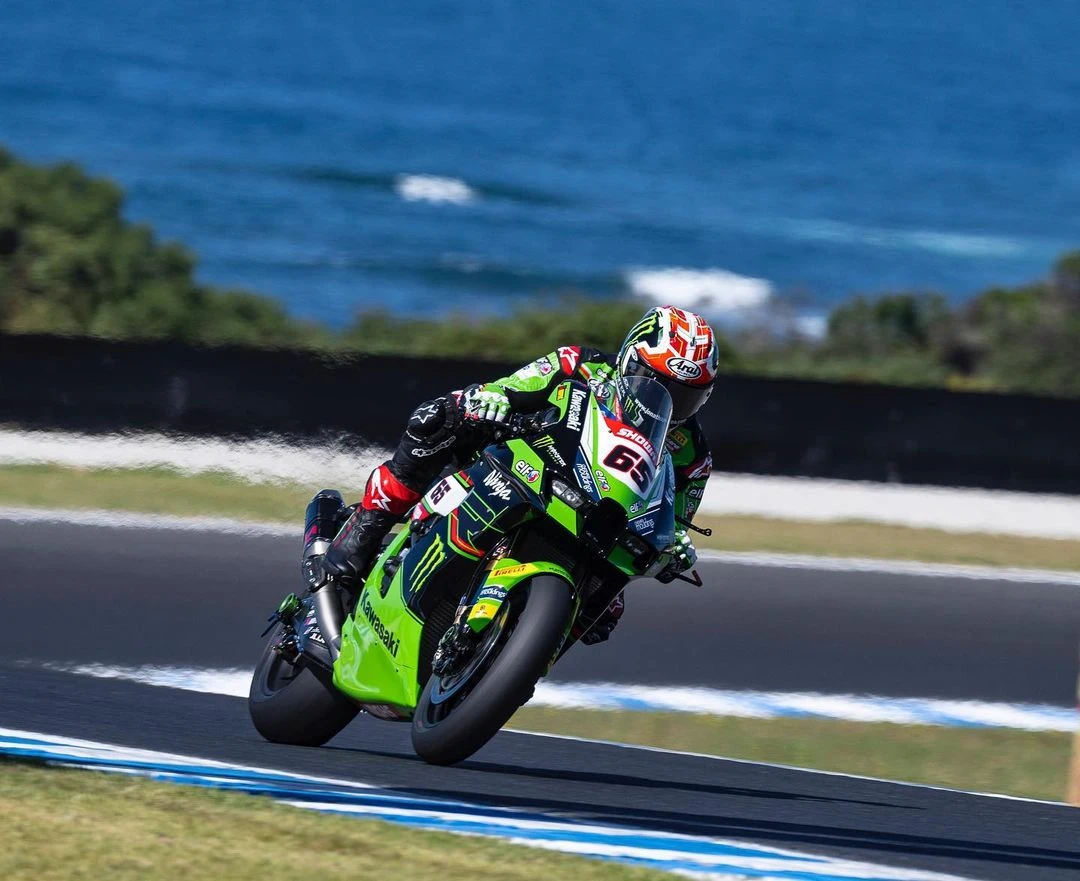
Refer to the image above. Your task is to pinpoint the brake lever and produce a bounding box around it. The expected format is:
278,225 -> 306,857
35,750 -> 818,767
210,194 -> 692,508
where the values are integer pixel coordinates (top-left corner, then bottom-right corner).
672,568 -> 703,587
675,516 -> 713,537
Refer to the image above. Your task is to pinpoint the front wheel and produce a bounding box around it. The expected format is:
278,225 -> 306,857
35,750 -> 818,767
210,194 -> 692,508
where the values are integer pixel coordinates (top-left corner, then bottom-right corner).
411,575 -> 573,765
248,626 -> 358,746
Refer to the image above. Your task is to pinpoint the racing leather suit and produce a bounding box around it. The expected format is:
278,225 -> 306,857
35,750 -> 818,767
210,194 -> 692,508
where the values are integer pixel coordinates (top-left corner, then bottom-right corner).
320,345 -> 713,642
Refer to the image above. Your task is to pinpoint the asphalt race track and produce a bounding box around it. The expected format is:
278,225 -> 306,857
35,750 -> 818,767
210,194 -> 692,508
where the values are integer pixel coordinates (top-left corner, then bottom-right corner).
4,519 -> 1079,705
3,517 -> 1080,880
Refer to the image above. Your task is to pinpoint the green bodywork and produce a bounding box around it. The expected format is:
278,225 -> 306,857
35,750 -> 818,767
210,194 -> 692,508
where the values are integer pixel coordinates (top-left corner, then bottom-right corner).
330,378 -> 673,717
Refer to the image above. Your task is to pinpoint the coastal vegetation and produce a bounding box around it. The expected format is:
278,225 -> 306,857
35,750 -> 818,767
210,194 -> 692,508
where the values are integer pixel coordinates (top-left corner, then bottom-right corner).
3,146 -> 1079,396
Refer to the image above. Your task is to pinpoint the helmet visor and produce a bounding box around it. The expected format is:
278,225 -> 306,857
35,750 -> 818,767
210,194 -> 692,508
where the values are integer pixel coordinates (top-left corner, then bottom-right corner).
621,358 -> 713,422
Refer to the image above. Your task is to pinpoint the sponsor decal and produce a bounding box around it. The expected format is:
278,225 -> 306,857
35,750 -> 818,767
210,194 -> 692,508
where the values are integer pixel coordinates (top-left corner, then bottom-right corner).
478,584 -> 509,600
666,356 -> 702,380
412,402 -> 440,424
468,600 -> 500,622
628,500 -> 643,514
303,610 -> 326,645
687,485 -> 705,499
556,384 -> 568,401
514,460 -> 540,483
360,590 -> 399,657
534,435 -> 555,448
366,467 -> 393,511
492,563 -> 531,578
557,346 -> 581,374
575,462 -> 596,494
616,426 -> 656,461
410,435 -> 456,458
536,357 -> 554,376
631,516 -> 655,532
411,536 -> 447,592
543,445 -> 566,467
686,454 -> 713,480
665,428 -> 689,452
482,469 -> 512,501
566,389 -> 587,431
592,468 -> 610,492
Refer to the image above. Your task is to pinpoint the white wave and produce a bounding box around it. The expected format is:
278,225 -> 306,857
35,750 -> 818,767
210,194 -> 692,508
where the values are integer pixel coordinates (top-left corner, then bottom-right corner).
795,313 -> 828,339
780,218 -> 1027,258
395,174 -> 475,205
625,267 -> 772,314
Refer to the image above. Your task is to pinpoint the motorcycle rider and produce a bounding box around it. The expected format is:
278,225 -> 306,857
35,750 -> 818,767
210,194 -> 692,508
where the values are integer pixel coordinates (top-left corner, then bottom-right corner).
313,305 -> 718,644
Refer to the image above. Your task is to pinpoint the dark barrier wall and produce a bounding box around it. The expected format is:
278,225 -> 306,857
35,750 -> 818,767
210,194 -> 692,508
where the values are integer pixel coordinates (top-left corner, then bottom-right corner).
2,333 -> 1079,493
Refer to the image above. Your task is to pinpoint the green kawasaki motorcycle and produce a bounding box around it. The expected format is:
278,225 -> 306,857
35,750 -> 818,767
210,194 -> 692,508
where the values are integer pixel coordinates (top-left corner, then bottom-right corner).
248,374 -> 700,765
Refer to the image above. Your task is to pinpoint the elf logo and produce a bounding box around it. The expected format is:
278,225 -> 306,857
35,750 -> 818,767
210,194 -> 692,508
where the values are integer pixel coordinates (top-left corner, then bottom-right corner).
514,460 -> 540,483
666,357 -> 702,380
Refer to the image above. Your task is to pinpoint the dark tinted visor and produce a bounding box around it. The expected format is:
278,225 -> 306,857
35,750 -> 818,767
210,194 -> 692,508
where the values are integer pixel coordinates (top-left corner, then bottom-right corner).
622,359 -> 713,421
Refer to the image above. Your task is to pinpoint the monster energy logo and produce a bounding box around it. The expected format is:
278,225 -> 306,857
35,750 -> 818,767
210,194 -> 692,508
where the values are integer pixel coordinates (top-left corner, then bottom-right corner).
625,312 -> 658,346
411,536 -> 446,593
360,590 -> 399,657
534,435 -> 556,448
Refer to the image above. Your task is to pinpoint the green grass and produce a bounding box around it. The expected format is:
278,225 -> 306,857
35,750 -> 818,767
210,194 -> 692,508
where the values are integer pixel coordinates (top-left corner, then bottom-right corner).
1,759 -> 670,881
3,462 -> 1079,571
508,707 -> 1073,803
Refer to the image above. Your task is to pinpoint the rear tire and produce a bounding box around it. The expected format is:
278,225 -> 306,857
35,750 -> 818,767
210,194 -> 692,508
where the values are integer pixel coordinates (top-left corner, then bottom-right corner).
248,627 -> 358,746
411,575 -> 573,765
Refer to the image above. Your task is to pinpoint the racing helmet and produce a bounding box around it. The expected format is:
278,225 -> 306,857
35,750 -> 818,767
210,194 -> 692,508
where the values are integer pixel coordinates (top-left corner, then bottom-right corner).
616,306 -> 719,422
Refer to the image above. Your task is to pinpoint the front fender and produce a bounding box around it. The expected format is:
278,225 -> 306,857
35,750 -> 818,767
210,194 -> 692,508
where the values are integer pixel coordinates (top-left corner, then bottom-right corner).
465,559 -> 575,633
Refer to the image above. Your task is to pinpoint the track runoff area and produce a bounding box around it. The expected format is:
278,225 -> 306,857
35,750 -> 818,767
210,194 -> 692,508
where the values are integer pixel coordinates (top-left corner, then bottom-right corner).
3,506 -> 1080,881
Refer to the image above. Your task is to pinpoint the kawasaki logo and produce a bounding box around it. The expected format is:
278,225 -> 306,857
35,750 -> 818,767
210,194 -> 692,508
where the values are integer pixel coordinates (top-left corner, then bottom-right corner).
360,590 -> 399,657
567,389 -> 587,431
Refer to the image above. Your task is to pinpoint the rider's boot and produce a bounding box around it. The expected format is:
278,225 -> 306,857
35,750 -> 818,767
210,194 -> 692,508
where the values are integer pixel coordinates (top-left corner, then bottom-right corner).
320,464 -> 421,591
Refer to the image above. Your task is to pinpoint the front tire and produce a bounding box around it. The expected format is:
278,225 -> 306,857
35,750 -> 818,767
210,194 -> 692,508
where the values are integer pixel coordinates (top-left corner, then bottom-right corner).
248,627 -> 358,746
411,575 -> 573,765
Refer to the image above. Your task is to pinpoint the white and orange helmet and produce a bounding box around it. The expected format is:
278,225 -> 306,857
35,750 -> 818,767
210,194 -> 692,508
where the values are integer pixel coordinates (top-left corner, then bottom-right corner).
617,306 -> 719,422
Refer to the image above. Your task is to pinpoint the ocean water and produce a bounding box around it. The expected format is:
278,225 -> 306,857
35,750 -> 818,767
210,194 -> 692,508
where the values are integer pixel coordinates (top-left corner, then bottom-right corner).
1,0 -> 1078,327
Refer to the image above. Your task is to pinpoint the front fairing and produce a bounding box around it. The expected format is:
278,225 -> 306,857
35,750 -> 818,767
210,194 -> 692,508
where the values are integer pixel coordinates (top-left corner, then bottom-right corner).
482,379 -> 677,568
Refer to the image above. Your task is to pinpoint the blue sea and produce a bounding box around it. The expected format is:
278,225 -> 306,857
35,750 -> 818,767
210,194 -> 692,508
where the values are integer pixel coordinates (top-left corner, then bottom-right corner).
2,0 -> 1078,328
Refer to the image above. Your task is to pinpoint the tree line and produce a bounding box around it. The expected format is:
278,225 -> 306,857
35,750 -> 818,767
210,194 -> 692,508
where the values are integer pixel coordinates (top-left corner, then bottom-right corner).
2,146 -> 1078,396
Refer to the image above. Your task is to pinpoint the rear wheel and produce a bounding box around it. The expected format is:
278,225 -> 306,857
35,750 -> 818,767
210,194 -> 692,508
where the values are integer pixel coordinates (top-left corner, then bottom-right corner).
411,575 -> 573,765
248,626 -> 358,746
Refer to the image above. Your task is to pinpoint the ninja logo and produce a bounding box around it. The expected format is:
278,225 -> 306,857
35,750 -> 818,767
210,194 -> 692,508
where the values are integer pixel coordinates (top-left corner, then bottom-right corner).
566,389 -> 587,431
361,591 -> 399,657
482,469 -> 512,501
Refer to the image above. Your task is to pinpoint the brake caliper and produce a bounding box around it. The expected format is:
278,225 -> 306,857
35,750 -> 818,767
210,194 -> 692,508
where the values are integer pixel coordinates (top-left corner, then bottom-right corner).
431,622 -> 477,677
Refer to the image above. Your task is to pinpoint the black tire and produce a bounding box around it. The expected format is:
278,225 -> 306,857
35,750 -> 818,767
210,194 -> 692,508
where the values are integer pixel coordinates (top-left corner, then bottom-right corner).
411,575 -> 573,765
248,627 -> 358,746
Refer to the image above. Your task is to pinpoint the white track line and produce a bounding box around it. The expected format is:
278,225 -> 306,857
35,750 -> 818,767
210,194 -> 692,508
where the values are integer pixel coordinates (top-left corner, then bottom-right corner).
3,504 -> 1078,585
49,664 -> 1079,733
0,727 -> 978,880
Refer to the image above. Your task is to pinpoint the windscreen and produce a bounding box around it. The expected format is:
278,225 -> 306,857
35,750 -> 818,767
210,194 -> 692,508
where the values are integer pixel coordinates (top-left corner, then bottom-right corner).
605,375 -> 673,469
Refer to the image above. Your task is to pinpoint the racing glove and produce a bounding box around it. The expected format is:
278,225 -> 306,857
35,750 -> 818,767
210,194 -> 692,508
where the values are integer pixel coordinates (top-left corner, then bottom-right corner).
656,528 -> 698,583
463,383 -> 512,424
